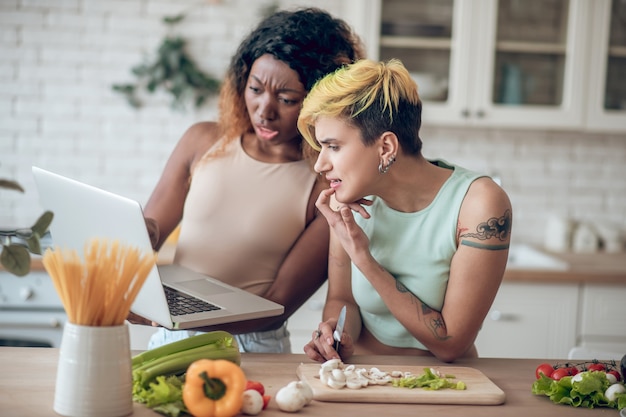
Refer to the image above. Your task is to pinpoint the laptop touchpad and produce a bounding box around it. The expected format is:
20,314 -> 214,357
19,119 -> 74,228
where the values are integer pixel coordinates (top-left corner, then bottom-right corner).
178,279 -> 234,296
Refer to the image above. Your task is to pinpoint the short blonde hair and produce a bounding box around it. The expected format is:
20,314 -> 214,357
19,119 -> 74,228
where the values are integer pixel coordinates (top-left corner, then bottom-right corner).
298,59 -> 423,155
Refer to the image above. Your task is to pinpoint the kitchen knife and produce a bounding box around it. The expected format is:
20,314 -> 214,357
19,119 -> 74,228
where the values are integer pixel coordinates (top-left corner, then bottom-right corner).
333,305 -> 346,352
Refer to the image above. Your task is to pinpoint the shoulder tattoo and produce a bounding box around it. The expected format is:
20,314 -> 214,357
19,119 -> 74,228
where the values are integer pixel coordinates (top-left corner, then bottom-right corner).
459,209 -> 512,244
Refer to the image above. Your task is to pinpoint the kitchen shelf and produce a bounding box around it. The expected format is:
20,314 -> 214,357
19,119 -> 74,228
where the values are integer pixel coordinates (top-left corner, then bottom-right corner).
380,36 -> 451,50
609,46 -> 626,57
496,41 -> 566,54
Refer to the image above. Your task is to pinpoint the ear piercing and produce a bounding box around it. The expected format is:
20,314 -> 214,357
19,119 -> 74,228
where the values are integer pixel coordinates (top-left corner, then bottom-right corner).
378,155 -> 396,174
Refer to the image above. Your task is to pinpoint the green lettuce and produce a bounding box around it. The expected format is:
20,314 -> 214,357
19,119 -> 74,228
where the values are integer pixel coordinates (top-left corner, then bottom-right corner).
532,370 -> 625,410
133,374 -> 188,417
393,367 -> 466,390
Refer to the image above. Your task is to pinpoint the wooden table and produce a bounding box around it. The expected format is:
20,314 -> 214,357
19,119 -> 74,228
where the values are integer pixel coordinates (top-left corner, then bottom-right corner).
0,347 -> 619,416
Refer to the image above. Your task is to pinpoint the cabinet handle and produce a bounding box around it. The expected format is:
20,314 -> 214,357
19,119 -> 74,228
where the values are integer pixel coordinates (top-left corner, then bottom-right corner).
476,110 -> 485,118
461,109 -> 470,118
489,310 -> 517,321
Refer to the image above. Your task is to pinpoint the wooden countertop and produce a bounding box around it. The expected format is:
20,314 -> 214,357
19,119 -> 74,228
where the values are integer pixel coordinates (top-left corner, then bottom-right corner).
504,251 -> 626,284
0,346 -> 618,416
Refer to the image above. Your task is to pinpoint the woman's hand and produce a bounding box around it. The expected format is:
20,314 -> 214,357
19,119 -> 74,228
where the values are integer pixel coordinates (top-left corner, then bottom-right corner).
304,318 -> 354,363
315,188 -> 373,263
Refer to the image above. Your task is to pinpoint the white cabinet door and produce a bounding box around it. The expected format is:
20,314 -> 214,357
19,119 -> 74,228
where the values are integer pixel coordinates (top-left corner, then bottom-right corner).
474,282 -> 579,359
349,0 -> 590,130
468,0 -> 589,129
584,0 -> 626,132
578,283 -> 626,355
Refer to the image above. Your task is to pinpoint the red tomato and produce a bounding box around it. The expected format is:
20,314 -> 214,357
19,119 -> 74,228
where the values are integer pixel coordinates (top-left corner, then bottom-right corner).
535,363 -> 555,379
245,380 -> 265,396
607,370 -> 622,382
568,366 -> 579,376
587,363 -> 606,372
551,368 -> 571,381
262,395 -> 271,410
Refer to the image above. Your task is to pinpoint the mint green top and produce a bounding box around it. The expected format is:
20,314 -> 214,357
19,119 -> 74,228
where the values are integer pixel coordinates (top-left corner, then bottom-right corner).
352,160 -> 485,350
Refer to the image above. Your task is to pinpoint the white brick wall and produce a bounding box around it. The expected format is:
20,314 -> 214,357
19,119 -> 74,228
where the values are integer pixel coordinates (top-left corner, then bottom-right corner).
1,0 -> 625,249
422,127 -> 626,246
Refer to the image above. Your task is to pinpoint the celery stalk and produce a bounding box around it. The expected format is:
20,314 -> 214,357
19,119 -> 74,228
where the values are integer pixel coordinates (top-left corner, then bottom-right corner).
132,335 -> 241,389
132,330 -> 239,369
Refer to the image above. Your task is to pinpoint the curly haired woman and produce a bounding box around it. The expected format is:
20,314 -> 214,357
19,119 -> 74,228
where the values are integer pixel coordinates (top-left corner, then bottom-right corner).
136,8 -> 365,353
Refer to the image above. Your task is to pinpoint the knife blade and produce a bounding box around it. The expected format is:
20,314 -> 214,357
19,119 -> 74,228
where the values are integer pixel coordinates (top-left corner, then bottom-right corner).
333,305 -> 346,352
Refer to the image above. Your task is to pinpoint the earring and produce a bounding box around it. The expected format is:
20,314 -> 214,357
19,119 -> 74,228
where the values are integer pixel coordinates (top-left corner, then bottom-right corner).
378,155 -> 396,174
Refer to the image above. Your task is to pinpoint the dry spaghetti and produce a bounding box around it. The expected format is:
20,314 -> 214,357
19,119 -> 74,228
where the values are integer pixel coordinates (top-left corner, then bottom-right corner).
43,238 -> 156,326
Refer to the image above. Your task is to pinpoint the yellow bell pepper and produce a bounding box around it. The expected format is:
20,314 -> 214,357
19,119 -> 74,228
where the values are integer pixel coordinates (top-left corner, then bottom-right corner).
183,359 -> 246,417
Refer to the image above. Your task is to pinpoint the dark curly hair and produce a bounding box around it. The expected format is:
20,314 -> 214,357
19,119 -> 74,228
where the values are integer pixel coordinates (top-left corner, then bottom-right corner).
216,7 -> 365,144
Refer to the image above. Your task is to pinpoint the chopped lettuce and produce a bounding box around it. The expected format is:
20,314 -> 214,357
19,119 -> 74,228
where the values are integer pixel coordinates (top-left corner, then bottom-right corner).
393,367 -> 466,390
133,374 -> 188,417
532,370 -> 626,410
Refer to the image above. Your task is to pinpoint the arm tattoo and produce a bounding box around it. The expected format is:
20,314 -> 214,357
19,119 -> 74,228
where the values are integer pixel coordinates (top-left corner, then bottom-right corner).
395,280 -> 451,341
460,209 -> 511,241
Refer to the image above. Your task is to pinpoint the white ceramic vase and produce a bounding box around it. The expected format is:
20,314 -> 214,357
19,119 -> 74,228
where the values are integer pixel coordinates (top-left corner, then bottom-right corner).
53,322 -> 133,417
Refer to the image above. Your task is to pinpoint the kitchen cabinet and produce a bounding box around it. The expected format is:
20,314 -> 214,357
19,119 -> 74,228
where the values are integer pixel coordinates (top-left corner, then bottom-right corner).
585,0 -> 626,132
578,283 -> 626,355
346,0 -> 626,132
475,282 -> 579,359
473,281 -> 626,359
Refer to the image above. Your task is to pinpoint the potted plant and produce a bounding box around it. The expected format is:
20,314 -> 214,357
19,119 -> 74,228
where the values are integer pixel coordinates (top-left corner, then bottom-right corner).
0,178 -> 53,277
112,14 -> 220,111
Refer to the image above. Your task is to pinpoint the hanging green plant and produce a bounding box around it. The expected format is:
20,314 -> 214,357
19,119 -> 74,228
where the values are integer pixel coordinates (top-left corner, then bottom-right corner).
112,13 -> 220,111
0,179 -> 53,277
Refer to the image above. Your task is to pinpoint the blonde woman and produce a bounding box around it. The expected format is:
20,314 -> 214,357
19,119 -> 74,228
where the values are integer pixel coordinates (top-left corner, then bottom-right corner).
299,59 -> 512,363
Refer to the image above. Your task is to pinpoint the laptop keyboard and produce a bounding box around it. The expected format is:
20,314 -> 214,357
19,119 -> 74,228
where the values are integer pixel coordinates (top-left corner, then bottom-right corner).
164,286 -> 222,316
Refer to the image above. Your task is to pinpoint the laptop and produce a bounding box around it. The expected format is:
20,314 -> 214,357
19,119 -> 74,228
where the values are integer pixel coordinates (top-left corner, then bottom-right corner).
32,166 -> 284,330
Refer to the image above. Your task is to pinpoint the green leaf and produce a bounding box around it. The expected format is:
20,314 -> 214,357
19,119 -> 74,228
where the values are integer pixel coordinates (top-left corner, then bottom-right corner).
128,97 -> 142,108
133,374 -> 187,417
0,244 -> 31,276
162,14 -> 186,26
111,19 -> 219,111
531,374 -> 555,395
0,179 -> 25,192
26,233 -> 42,255
111,84 -> 135,94
532,371 -> 620,410
195,95 -> 206,108
132,63 -> 151,77
392,368 -> 464,390
573,371 -> 609,396
31,211 -> 53,236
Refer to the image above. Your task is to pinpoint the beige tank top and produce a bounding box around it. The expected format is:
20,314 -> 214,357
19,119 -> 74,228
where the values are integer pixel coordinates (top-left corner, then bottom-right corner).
173,137 -> 316,296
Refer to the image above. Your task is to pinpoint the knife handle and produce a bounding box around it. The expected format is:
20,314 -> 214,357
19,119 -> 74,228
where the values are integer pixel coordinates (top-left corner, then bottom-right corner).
333,339 -> 340,352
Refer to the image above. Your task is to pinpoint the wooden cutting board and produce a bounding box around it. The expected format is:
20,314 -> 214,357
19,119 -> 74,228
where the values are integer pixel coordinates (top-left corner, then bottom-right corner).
296,363 -> 506,405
